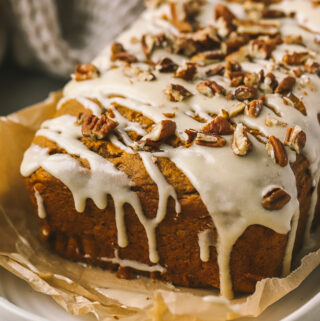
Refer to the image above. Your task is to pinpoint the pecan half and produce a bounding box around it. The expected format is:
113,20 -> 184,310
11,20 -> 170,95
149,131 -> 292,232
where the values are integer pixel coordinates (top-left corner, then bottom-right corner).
262,187 -> 291,211
164,84 -> 193,102
282,52 -> 309,65
175,62 -> 197,80
275,76 -> 296,94
196,80 -> 226,97
142,120 -> 176,146
81,114 -> 118,140
247,97 -> 263,117
232,123 -> 253,156
284,126 -> 306,154
206,65 -> 225,76
266,136 -> 288,167
156,57 -> 178,72
234,85 -> 257,101
195,132 -> 226,147
74,64 -> 100,81
202,116 -> 234,135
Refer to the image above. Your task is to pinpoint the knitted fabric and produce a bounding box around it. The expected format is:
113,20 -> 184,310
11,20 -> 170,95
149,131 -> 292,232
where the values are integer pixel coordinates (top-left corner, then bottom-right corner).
2,0 -> 144,78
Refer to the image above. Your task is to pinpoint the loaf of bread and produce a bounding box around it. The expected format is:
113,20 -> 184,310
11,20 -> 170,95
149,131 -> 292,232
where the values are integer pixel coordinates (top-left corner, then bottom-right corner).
20,0 -> 320,298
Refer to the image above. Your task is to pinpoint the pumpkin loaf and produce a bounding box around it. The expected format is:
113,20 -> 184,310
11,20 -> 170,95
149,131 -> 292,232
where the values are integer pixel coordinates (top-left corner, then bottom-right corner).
21,0 -> 320,298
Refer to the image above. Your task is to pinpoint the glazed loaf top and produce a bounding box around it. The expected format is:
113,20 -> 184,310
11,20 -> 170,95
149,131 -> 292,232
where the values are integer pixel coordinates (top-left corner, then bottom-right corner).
21,0 -> 320,298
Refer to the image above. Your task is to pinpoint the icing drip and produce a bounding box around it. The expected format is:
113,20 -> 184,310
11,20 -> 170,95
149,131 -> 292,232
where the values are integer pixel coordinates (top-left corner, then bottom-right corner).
34,188 -> 46,219
21,0 -> 320,298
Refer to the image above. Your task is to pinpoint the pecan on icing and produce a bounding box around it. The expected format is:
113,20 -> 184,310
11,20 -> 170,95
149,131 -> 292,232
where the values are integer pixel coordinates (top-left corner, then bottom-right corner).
164,84 -> 193,102
214,4 -> 236,37
284,126 -> 306,154
184,128 -> 198,144
260,72 -> 278,93
222,35 -> 249,55
156,57 -> 178,72
81,114 -> 118,140
74,64 -> 100,81
206,64 -> 225,77
195,132 -> 226,147
202,116 -> 234,135
229,102 -> 246,117
232,123 -> 253,156
247,97 -> 264,118
196,80 -> 226,97
123,64 -> 156,81
234,19 -> 280,36
266,136 -> 288,167
305,59 -> 320,75
174,62 -> 197,80
261,9 -> 285,19
249,36 -> 282,59
283,35 -> 303,45
275,76 -> 296,94
282,52 -> 309,65
141,33 -> 169,57
111,42 -> 137,63
142,120 -> 176,146
262,187 -> 291,211
234,85 -> 257,101
191,50 -> 225,65
264,115 -> 287,128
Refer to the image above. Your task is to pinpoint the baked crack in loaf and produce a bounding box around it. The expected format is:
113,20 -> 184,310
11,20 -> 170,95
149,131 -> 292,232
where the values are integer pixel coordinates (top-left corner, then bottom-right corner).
20,0 -> 320,298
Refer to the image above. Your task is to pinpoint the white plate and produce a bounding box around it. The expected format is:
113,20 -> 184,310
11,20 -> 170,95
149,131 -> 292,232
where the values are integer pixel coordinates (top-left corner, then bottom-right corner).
0,266 -> 319,321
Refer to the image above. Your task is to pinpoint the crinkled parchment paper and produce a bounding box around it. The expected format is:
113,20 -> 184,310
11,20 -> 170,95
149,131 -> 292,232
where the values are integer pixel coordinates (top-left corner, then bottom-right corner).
0,92 -> 319,321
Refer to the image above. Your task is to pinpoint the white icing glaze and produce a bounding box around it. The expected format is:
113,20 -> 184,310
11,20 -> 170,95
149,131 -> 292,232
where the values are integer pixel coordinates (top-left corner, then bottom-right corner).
34,188 -> 46,219
21,0 -> 320,298
198,229 -> 216,262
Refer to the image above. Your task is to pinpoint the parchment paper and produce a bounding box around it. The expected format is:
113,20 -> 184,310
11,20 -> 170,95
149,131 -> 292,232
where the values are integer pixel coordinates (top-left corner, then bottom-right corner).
0,92 -> 319,321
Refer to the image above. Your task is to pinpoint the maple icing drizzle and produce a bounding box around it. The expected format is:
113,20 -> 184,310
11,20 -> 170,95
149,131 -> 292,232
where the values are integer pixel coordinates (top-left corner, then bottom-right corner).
21,0 -> 320,298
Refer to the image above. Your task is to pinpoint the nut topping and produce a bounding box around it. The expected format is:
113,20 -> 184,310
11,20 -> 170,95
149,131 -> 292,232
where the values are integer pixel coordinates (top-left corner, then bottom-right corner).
247,97 -> 264,118
74,64 -> 100,81
234,19 -> 280,36
229,102 -> 246,117
305,59 -> 320,75
156,57 -> 178,72
266,136 -> 288,167
164,84 -> 193,102
282,52 -> 309,65
260,72 -> 278,93
195,132 -> 226,147
174,62 -> 197,80
214,4 -> 236,37
249,36 -> 282,59
206,65 -> 225,76
141,33 -> 168,57
196,80 -> 226,97
184,128 -> 198,144
275,76 -> 296,94
202,116 -> 234,135
232,123 -> 253,156
191,50 -> 225,65
284,126 -> 306,154
81,114 -> 118,140
123,64 -> 155,81
262,187 -> 291,211
261,9 -> 285,19
110,42 -> 137,63
234,85 -> 257,101
265,115 -> 287,127
141,120 -> 176,146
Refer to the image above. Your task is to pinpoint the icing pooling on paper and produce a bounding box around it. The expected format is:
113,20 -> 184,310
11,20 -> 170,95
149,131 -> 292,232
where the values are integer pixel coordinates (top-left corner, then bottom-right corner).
21,0 -> 320,298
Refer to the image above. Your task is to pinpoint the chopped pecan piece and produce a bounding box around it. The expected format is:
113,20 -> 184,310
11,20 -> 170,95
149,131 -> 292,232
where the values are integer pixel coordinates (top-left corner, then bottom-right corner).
232,123 -> 253,156
123,64 -> 155,81
229,102 -> 246,117
206,65 -> 225,76
110,42 -> 137,63
249,36 -> 282,59
265,115 -> 287,127
141,33 -> 168,57
81,114 -> 118,140
74,64 -> 100,81
275,76 -> 296,94
175,62 -> 197,80
214,4 -> 236,37
156,57 -> 178,72
164,84 -> 193,102
191,50 -> 225,65
222,35 -> 249,55
195,132 -> 226,147
266,136 -> 288,167
142,120 -> 176,146
244,72 -> 261,88
247,97 -> 263,117
260,72 -> 278,93
184,128 -> 198,144
262,187 -> 291,211
163,112 -> 175,118
225,60 -> 242,72
284,126 -> 306,154
305,59 -> 320,75
202,116 -> 234,135
234,85 -> 257,101
282,52 -> 309,65
196,80 -> 226,97
234,19 -> 279,36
